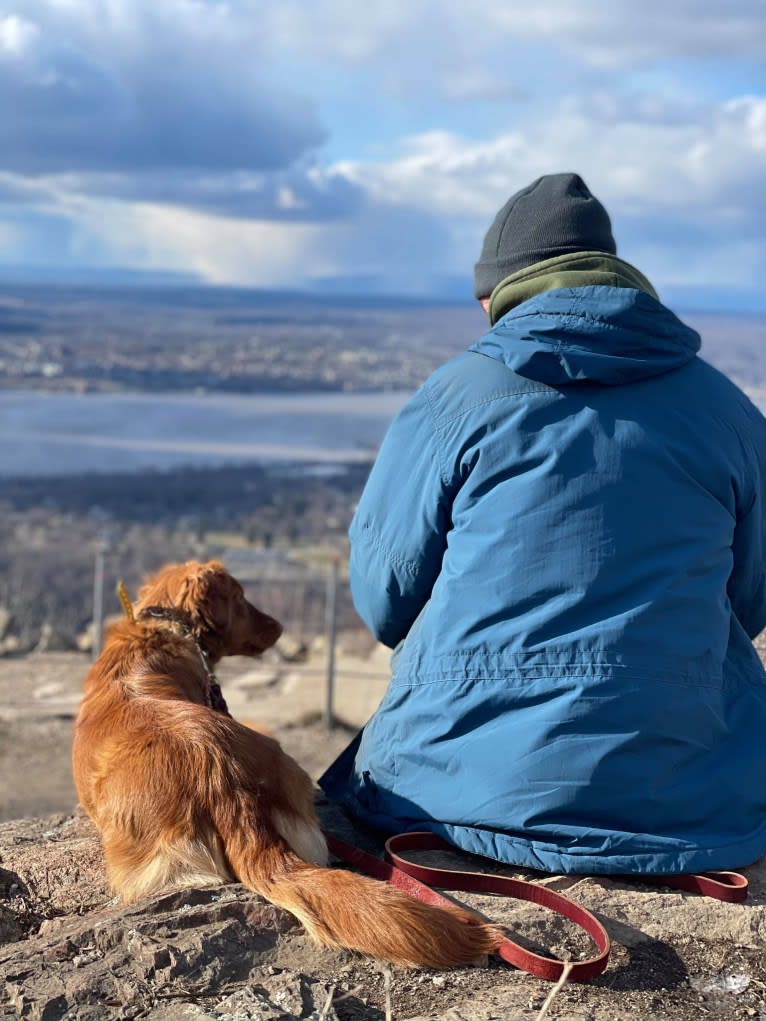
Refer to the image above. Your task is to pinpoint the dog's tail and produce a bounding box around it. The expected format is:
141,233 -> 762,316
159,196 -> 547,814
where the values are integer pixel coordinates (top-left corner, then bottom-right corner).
231,841 -> 502,968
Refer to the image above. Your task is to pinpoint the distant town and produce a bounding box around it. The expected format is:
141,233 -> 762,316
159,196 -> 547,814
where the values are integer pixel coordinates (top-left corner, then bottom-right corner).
0,284 -> 482,394
0,282 -> 764,397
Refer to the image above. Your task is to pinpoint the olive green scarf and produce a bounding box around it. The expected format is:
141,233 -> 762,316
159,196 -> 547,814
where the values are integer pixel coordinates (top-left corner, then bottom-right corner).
488,251 -> 659,326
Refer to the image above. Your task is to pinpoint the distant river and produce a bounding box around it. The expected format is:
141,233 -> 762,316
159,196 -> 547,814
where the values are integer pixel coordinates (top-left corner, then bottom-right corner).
0,389 -> 411,477
2,385 -> 765,479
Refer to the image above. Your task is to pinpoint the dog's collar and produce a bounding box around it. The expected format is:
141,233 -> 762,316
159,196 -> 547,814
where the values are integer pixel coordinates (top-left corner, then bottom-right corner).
117,582 -> 231,716
135,603 -> 231,717
137,603 -> 195,638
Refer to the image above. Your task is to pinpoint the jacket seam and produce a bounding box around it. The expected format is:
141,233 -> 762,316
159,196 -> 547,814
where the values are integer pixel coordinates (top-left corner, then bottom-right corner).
502,302 -> 694,345
387,670 -> 727,691
439,818 -> 766,862
398,650 -> 718,663
353,524 -> 420,578
421,380 -> 451,487
433,385 -> 555,430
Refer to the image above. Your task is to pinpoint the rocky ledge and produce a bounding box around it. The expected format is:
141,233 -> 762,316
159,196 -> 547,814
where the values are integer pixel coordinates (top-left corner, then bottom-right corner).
2,809 -> 766,1021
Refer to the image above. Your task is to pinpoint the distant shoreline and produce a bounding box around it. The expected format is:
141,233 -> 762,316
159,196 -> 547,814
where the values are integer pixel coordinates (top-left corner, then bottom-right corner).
3,377 -> 765,480
0,387 -> 407,478
0,379 -> 407,396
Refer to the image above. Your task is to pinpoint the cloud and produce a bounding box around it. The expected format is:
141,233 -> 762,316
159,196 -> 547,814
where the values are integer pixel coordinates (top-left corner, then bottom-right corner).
331,93 -> 766,238
0,0 -> 763,301
0,2 -> 375,222
58,87 -> 763,298
0,203 -> 87,266
0,220 -> 22,251
5,85 -> 763,295
74,190 -> 450,292
492,0 -> 766,66
0,4 -> 325,176
0,172 -> 49,204
260,0 -> 766,68
2,1 -> 762,218
0,165 -> 367,223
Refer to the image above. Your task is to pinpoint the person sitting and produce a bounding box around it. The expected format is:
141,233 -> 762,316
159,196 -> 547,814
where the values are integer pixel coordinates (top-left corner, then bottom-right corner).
321,172 -> 766,876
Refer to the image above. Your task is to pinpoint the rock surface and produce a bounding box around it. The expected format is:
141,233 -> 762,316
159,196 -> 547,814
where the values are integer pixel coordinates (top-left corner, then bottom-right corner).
1,809 -> 765,1021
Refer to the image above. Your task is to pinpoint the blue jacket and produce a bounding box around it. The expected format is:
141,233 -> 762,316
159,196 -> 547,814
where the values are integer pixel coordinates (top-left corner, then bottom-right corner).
320,286 -> 766,874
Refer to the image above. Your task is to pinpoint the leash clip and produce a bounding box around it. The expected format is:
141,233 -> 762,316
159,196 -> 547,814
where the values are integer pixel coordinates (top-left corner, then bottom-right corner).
116,580 -> 135,624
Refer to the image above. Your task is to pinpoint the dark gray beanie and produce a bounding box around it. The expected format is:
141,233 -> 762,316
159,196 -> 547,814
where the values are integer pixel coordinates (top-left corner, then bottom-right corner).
473,173 -> 617,298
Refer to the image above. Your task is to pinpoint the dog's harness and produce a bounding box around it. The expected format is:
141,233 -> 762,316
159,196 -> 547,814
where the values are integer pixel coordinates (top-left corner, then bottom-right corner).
117,580 -> 230,715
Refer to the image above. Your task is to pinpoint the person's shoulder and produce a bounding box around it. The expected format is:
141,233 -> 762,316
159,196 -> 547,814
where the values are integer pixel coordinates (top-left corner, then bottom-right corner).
678,357 -> 766,469
422,350 -> 552,428
691,357 -> 766,423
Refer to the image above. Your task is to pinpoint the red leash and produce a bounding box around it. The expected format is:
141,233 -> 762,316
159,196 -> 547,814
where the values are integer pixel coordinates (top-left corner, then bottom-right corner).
325,830 -> 610,982
629,869 -> 748,902
325,830 -> 749,983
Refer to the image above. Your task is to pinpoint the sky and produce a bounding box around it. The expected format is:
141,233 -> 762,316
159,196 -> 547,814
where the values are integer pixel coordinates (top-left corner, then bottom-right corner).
0,1 -> 764,309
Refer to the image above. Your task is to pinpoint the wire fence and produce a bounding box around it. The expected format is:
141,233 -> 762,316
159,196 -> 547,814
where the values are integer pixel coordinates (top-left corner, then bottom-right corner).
88,545 -> 356,728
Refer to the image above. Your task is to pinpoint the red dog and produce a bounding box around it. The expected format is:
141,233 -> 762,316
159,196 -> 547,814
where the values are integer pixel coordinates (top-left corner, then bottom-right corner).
73,560 -> 500,967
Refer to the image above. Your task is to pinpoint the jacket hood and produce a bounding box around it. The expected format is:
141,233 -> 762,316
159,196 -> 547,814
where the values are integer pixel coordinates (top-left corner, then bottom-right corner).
470,285 -> 701,386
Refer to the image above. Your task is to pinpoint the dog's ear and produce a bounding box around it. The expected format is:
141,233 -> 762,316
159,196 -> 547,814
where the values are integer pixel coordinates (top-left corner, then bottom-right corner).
136,562 -> 182,612
179,560 -> 237,638
136,560 -> 234,631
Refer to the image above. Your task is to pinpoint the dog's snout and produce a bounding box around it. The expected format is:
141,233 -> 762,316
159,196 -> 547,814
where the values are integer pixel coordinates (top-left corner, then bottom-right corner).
248,604 -> 282,651
262,613 -> 283,645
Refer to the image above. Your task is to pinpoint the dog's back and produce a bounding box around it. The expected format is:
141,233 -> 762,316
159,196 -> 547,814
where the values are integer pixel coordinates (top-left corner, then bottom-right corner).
73,561 -> 502,967
74,618 -> 234,898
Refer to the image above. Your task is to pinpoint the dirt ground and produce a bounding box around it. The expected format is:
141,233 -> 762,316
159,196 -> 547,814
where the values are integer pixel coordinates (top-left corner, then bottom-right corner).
1,640 -> 766,1020
0,645 -> 383,824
